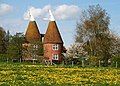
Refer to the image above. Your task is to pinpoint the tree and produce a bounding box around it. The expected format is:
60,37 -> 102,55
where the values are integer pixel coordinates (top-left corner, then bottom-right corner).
22,40 -> 43,62
75,4 -> 114,66
67,43 -> 87,65
0,27 -> 6,53
0,28 -> 11,61
7,33 -> 25,60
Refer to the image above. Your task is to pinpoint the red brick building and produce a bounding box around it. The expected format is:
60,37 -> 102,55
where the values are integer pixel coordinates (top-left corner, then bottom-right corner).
23,10 -> 66,63
43,21 -> 64,63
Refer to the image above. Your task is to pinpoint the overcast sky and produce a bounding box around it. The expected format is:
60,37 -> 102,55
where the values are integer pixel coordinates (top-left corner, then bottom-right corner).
0,0 -> 120,48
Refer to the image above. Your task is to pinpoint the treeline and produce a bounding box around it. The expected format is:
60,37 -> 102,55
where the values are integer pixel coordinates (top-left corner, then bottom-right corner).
0,27 -> 25,61
0,27 -> 43,62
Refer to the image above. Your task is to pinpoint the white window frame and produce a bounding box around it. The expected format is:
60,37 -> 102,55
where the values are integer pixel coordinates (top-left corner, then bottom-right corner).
52,44 -> 59,50
33,45 -> 38,50
52,54 -> 59,60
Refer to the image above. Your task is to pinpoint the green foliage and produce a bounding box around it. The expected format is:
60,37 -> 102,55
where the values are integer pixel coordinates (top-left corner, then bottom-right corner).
6,33 -> 25,59
0,27 -> 6,54
6,44 -> 20,59
0,54 -> 8,61
87,56 -> 100,67
111,56 -> 120,67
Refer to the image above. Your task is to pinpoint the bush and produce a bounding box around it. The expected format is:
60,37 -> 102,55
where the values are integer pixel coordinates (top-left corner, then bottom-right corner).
87,56 -> 100,67
0,54 -> 8,62
111,56 -> 120,67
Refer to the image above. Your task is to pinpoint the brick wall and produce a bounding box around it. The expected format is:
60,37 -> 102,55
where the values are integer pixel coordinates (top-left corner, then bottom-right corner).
44,43 -> 63,63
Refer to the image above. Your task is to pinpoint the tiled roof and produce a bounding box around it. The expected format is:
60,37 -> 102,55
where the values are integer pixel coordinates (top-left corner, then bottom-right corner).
44,21 -> 63,44
25,21 -> 41,43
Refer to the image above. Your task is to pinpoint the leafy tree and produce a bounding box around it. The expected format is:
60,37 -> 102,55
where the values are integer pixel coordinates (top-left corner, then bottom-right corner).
6,44 -> 20,60
0,28 -> 11,61
75,4 -> 115,66
0,27 -> 6,53
22,40 -> 43,62
7,33 -> 25,60
67,43 -> 87,65
111,56 -> 120,68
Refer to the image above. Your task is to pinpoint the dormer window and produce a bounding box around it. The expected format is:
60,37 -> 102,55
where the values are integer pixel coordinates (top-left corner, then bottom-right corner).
52,44 -> 59,50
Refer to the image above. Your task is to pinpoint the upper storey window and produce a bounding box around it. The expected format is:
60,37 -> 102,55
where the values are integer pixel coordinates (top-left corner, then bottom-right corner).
52,44 -> 59,50
33,45 -> 38,50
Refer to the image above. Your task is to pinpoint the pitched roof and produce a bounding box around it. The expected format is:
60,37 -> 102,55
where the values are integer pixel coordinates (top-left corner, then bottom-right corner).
25,21 -> 41,43
44,21 -> 63,44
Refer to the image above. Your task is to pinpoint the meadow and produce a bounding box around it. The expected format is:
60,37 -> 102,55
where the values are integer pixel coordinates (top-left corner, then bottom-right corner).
0,62 -> 120,86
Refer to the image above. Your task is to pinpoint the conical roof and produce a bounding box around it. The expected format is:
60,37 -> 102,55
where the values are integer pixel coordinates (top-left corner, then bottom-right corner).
25,21 -> 41,43
44,21 -> 63,44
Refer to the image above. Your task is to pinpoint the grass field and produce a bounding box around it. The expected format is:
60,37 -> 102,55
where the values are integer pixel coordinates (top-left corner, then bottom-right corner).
0,62 -> 120,86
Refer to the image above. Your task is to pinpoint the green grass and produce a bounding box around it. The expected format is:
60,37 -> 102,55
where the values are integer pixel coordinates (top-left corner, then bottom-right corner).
0,62 -> 120,86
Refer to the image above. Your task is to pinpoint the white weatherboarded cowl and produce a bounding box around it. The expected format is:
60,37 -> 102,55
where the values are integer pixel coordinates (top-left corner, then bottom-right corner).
49,10 -> 55,21
43,10 -> 55,21
29,10 -> 35,21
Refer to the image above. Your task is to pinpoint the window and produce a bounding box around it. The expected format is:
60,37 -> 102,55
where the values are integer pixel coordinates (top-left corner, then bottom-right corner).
52,54 -> 59,60
52,44 -> 59,50
33,45 -> 38,50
